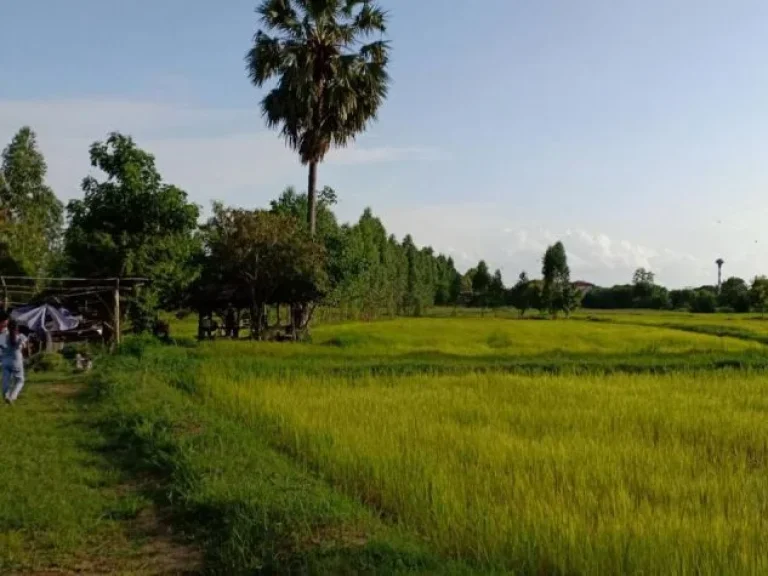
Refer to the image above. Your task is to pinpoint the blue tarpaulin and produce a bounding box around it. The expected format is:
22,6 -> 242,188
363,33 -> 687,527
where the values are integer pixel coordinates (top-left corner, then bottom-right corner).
11,304 -> 79,333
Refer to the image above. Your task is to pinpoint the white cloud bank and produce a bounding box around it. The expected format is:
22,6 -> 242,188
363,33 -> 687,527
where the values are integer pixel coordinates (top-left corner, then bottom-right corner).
377,202 -> 710,288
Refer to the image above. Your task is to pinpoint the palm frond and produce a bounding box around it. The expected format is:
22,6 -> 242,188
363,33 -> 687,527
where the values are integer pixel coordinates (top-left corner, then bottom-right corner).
247,32 -> 284,85
256,0 -> 303,36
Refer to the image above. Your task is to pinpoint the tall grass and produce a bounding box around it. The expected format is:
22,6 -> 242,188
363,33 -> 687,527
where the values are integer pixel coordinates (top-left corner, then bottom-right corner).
92,346 -> 466,574
102,314 -> 768,573
196,367 -> 768,573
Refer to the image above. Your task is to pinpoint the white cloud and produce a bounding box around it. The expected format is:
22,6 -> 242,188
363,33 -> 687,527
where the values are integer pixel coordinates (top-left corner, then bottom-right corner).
0,98 -> 438,208
377,202 -> 707,287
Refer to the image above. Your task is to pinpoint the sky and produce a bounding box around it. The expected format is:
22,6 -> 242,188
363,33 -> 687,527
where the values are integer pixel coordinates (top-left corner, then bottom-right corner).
1,0 -> 768,287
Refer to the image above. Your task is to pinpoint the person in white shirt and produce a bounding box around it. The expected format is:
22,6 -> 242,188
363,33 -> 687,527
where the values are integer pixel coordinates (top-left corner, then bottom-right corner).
1,319 -> 28,404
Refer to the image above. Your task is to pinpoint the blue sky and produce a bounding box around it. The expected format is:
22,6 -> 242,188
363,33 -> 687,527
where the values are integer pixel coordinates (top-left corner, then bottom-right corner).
2,0 -> 768,287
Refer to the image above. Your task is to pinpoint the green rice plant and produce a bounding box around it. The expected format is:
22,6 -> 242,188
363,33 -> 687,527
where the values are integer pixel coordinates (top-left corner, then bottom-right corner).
101,314 -> 768,573
196,366 -> 768,574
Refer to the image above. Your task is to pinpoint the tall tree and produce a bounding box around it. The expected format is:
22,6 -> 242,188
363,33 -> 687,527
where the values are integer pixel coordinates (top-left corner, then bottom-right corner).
0,127 -> 63,276
448,258 -> 463,306
632,267 -> 657,307
510,271 -> 530,317
202,206 -> 327,338
541,241 -> 572,317
247,0 -> 391,236
488,269 -> 505,309
750,276 -> 768,317
471,260 -> 492,310
719,276 -> 750,312
632,267 -> 655,285
65,133 -> 201,323
270,185 -> 339,240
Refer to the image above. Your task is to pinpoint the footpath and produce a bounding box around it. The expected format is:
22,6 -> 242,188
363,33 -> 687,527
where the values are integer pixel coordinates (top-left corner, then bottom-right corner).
0,372 -> 201,575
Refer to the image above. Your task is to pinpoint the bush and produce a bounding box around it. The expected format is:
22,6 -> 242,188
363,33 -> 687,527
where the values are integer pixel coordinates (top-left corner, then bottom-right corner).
28,352 -> 69,373
690,290 -> 717,314
61,343 -> 100,361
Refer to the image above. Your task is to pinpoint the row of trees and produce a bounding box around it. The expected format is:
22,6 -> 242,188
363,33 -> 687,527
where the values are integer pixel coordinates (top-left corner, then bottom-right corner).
4,123 -> 763,331
582,268 -> 768,314
0,127 -> 473,332
460,242 -> 581,318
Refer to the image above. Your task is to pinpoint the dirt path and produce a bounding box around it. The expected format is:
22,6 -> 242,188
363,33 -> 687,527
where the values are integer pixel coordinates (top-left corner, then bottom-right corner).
1,377 -> 202,576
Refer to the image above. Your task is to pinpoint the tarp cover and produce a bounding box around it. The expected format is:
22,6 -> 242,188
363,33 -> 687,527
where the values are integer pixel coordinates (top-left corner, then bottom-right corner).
12,304 -> 79,333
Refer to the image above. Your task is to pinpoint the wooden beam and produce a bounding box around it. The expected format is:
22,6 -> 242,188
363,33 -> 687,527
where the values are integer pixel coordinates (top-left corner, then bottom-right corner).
0,275 -> 148,284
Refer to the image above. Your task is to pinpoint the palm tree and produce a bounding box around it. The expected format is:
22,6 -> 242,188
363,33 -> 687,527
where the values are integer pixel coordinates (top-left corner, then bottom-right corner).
716,258 -> 724,293
247,0 -> 390,237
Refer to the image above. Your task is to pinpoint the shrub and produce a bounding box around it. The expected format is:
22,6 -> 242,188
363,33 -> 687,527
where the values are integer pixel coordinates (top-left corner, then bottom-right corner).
28,352 -> 69,373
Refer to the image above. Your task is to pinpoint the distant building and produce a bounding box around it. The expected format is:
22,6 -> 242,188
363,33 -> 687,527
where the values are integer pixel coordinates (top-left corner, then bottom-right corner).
572,281 -> 595,295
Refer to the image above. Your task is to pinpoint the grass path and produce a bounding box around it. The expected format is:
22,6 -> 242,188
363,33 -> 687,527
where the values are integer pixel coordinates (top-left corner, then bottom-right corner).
0,372 -> 201,575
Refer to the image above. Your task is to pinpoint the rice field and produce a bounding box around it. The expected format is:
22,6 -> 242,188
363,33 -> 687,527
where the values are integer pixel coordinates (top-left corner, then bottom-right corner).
100,312 -> 768,573
175,315 -> 766,573
310,317 -> 762,355
196,368 -> 768,573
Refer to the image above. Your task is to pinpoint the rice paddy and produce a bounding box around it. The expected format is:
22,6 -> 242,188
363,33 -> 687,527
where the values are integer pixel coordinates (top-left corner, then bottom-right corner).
103,312 -> 768,573
12,311 -> 768,574
189,319 -> 768,574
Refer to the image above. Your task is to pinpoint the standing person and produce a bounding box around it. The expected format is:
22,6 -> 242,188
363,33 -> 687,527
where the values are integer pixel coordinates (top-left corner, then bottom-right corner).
1,319 -> 28,404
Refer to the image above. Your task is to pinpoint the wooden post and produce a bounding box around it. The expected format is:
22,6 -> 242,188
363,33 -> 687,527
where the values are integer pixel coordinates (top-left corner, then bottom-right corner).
0,276 -> 7,310
114,278 -> 121,345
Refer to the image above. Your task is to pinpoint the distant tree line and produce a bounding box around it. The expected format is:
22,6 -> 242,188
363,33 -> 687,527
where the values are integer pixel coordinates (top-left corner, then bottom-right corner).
582,268 -> 768,314
3,126 -> 766,336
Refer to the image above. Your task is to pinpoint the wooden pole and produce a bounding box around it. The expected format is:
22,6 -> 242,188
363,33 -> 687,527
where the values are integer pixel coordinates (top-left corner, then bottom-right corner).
114,278 -> 121,345
0,276 -> 7,310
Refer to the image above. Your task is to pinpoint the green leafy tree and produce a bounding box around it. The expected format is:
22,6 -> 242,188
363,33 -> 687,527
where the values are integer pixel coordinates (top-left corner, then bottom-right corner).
531,279 -> 546,315
471,260 -> 492,311
202,206 -> 327,338
448,267 -> 463,306
65,133 -> 201,328
433,256 -> 456,306
648,286 -> 671,310
270,186 -> 345,299
632,267 -> 655,285
270,185 -> 339,239
402,235 -> 423,316
632,267 -> 656,305
669,288 -> 696,310
719,276 -> 750,312
750,276 -> 768,317
247,0 -> 391,236
541,241 -> 571,317
562,282 -> 582,317
0,127 -> 63,276
488,269 -> 505,309
510,271 -> 533,317
690,289 -> 717,313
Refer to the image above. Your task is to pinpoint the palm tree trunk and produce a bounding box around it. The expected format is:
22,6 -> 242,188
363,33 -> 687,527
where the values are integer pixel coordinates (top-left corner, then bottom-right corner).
307,161 -> 318,237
